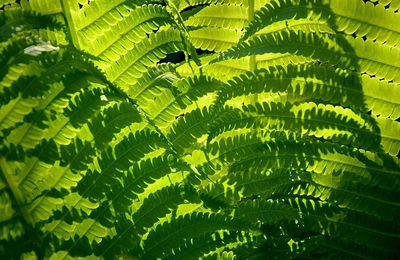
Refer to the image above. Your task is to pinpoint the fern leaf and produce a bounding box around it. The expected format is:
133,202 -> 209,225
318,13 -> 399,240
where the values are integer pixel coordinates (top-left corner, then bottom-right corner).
297,235 -> 398,259
177,53 -> 252,81
202,168 -> 307,204
185,3 -> 247,30
189,27 -> 242,52
20,0 -> 62,15
168,107 -> 213,154
1,0 -> 399,258
363,75 -> 400,120
234,199 -> 299,224
375,116 -> 400,156
330,0 -> 400,47
77,4 -> 174,57
132,185 -> 188,234
104,28 -> 183,88
287,197 -> 400,252
141,75 -> 223,129
209,101 -> 382,151
176,0 -> 247,12
164,231 -> 249,260
217,30 -> 400,82
223,64 -> 365,109
243,0 -> 400,48
242,0 -> 333,40
124,63 -> 179,100
370,0 -> 400,10
214,30 -> 353,64
41,218 -> 114,245
141,212 -> 249,259
308,176 -> 400,220
77,130 -> 169,201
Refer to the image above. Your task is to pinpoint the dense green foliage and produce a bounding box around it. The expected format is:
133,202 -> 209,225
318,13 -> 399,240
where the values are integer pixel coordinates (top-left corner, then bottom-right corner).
0,0 -> 399,259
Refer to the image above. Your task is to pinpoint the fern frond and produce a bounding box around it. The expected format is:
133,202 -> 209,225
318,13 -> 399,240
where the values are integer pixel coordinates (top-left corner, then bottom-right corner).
234,199 -> 299,224
330,0 -> 400,47
1,0 -> 399,258
132,185 -> 191,234
222,64 -> 400,121
110,155 -> 175,213
0,1 -> 18,9
255,52 -> 315,69
286,197 -> 400,252
208,101 -> 383,151
125,63 -> 179,100
141,212 -> 249,259
104,28 -> 184,88
244,0 -> 400,48
41,217 -> 114,246
185,3 -> 247,30
347,36 -> 400,82
305,176 -> 400,220
77,130 -> 169,201
168,107 -> 214,154
217,30 -> 400,83
242,0 -> 332,40
19,0 -> 62,15
297,235 -> 398,259
141,75 -> 223,130
0,7 -> 64,41
223,64 -> 365,108
205,134 -> 399,191
201,168 -> 307,206
77,4 -> 174,57
363,75 -> 400,120
176,0 -> 248,12
369,0 -> 400,10
375,116 -> 400,156
214,30 -> 353,64
189,27 -> 242,52
177,53 -> 251,81
164,231 -> 251,260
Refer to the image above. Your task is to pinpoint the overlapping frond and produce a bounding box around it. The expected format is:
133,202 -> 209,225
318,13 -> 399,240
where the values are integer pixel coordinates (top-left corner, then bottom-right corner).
1,0 -> 399,259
